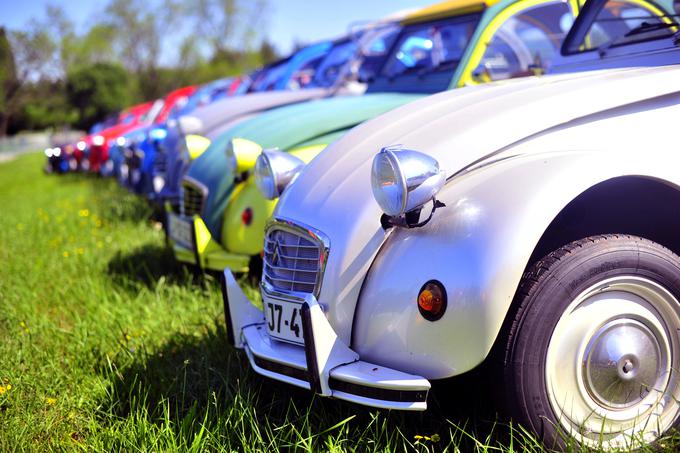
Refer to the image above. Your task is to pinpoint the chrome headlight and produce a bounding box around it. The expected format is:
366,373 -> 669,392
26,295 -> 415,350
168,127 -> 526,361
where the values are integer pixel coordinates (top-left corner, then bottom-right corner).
116,136 -> 127,147
371,146 -> 445,217
92,135 -> 105,146
254,149 -> 305,200
76,141 -> 87,151
225,138 -> 263,175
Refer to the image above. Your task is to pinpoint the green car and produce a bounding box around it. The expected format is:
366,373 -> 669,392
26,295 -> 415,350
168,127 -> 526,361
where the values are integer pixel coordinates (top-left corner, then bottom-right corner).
167,0 -> 579,272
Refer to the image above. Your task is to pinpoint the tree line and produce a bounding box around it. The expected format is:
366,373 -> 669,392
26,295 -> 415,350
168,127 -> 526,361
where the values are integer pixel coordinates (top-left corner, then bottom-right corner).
0,0 -> 278,136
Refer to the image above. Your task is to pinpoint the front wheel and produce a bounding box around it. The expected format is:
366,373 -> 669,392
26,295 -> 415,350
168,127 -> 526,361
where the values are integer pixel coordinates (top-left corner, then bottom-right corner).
502,235 -> 680,449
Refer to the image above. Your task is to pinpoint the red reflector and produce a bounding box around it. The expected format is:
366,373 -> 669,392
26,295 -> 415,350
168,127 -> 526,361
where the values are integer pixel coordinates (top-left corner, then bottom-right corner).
241,207 -> 253,226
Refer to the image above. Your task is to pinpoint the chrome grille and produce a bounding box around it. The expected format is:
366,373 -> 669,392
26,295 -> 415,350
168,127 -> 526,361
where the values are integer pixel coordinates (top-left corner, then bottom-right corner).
181,177 -> 207,217
263,225 -> 325,296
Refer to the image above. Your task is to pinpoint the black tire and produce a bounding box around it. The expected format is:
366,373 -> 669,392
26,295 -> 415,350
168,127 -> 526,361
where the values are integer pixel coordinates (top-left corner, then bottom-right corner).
500,234 -> 680,449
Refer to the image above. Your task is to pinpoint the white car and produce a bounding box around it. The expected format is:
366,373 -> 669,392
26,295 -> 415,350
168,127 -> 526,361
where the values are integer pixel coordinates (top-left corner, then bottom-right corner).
222,1 -> 680,448
224,64 -> 680,449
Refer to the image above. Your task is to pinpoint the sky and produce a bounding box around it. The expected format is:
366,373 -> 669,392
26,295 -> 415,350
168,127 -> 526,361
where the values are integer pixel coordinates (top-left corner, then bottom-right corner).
0,0 -> 436,62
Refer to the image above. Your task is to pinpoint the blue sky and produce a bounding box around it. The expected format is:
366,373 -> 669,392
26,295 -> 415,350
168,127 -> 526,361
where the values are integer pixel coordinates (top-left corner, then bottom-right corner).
1,0 -> 436,62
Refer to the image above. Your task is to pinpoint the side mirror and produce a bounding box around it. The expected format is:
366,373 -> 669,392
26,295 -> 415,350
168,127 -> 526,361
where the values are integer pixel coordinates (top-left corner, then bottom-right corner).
178,115 -> 203,136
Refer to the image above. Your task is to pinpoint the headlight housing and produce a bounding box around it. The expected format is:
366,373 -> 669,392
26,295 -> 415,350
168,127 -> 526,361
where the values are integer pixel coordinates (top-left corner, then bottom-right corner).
371,146 -> 445,217
225,138 -> 263,176
92,135 -> 105,146
254,149 -> 305,200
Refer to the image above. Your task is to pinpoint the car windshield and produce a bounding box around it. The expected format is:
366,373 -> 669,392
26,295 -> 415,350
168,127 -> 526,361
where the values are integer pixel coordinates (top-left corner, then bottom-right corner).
249,61 -> 289,92
568,0 -> 678,52
308,40 -> 358,88
367,14 -> 481,94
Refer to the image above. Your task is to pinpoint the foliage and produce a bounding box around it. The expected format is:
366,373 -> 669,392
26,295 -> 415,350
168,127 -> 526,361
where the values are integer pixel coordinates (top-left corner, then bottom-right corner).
67,63 -> 131,130
1,0 -> 277,136
2,152 -> 680,452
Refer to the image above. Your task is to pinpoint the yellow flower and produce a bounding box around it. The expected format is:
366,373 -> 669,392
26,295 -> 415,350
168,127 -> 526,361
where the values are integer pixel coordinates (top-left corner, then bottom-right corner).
19,321 -> 25,327
0,386 -> 7,394
78,209 -> 90,217
76,248 -> 85,255
63,251 -> 70,258
46,397 -> 57,405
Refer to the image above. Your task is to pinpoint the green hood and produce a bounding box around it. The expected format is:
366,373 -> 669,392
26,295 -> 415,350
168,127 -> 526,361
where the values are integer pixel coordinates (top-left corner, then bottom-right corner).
188,92 -> 424,238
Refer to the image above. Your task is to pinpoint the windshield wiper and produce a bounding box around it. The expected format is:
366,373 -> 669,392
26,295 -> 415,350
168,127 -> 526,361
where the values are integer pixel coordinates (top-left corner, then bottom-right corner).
624,20 -> 678,38
598,19 -> 679,57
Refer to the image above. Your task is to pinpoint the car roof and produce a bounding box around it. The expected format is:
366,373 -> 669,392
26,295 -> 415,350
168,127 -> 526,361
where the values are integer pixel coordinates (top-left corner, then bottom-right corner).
401,0 -> 499,25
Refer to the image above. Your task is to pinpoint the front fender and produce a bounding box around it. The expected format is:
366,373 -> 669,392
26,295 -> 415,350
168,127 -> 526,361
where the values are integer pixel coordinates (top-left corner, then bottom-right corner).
352,146 -> 680,380
222,176 -> 276,256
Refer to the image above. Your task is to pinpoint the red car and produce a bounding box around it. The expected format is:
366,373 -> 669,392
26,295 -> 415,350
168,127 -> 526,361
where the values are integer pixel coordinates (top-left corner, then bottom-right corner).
84,85 -> 197,173
77,102 -> 156,172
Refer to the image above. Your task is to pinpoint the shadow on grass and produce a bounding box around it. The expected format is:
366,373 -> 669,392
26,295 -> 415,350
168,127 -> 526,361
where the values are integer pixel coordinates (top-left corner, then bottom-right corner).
96,315 -> 521,451
107,244 -> 197,289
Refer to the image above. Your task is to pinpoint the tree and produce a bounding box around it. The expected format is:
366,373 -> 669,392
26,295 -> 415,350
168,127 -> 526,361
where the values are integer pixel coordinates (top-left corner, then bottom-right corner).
67,62 -> 130,130
1,26 -> 56,136
0,27 -> 18,136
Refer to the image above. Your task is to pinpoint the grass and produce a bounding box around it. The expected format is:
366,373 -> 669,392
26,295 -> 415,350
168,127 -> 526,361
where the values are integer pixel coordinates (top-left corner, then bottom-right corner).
0,152 -> 678,452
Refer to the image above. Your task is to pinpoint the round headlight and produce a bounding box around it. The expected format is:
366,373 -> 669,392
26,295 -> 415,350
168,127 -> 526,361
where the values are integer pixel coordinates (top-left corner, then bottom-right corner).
254,149 -> 305,200
92,135 -> 105,146
53,147 -> 61,157
76,141 -> 86,151
116,136 -> 127,147
371,146 -> 445,217
149,127 -> 167,141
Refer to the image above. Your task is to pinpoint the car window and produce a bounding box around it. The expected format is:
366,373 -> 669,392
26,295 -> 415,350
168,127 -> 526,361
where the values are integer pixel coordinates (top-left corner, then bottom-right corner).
576,0 -> 676,51
381,17 -> 479,78
476,1 -> 574,82
308,40 -> 357,88
288,55 -> 325,89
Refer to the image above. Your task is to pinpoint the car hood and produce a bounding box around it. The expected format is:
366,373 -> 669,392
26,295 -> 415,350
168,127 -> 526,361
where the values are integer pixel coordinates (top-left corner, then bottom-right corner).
188,92 -> 424,237
188,88 -> 330,138
275,65 -> 680,344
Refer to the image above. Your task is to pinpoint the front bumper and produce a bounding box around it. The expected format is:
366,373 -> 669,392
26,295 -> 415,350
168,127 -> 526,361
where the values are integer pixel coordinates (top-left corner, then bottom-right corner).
165,206 -> 250,272
222,269 -> 431,410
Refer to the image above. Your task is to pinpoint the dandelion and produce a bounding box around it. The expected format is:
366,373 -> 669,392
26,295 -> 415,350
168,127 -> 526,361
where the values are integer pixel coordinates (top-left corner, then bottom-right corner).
46,397 -> 57,406
63,251 -> 70,258
0,384 -> 11,395
78,209 -> 89,217
76,248 -> 85,255
19,321 -> 25,327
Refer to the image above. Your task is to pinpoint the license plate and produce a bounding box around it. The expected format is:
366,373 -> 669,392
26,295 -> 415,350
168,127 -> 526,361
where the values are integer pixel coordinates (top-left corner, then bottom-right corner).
264,298 -> 304,344
168,214 -> 194,250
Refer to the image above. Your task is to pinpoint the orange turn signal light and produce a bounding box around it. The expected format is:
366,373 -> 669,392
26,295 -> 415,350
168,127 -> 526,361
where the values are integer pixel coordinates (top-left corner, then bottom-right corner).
417,280 -> 447,321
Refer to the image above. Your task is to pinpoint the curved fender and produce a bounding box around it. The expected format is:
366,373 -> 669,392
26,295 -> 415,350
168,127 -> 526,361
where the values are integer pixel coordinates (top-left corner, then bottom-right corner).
353,130 -> 680,380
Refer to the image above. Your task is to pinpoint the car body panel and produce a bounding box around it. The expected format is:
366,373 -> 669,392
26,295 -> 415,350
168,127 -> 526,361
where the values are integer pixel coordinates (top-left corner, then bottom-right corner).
273,66 -> 680,348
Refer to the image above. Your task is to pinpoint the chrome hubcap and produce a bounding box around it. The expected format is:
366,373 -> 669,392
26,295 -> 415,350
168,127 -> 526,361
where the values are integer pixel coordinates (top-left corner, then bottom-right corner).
583,318 -> 665,409
545,276 -> 680,448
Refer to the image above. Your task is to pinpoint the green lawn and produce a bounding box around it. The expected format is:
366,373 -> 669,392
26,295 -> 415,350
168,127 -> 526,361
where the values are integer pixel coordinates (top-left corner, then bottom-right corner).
0,153 -> 677,452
